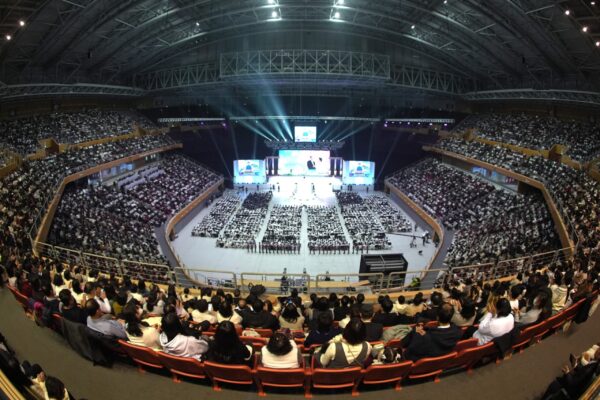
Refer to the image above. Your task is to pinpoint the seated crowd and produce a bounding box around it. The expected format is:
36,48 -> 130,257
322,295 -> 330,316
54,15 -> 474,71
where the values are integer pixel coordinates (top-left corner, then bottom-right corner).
363,194 -> 412,233
306,206 -> 350,254
0,109 -> 156,155
260,205 -> 302,254
389,158 -> 560,267
216,192 -> 272,249
2,254 -> 597,375
433,137 -> 600,265
0,134 -> 177,256
336,192 -> 392,251
457,113 -> 600,162
192,195 -> 241,238
47,154 -> 219,266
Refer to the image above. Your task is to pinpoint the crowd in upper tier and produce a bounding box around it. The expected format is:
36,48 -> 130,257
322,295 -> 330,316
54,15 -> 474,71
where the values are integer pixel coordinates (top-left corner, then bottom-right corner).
388,158 -> 560,267
47,155 -> 220,267
455,113 -> 600,162
433,138 -> 600,263
0,135 -> 177,257
0,109 -> 156,155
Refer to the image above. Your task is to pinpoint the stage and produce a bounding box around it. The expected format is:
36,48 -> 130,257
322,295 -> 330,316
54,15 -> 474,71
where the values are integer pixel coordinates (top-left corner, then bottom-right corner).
169,176 -> 436,283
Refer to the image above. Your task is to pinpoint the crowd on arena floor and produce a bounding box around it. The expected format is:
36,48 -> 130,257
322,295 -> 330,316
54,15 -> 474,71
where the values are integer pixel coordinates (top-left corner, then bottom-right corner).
456,113 -> 600,162
389,158 -> 560,266
336,192 -> 392,251
307,206 -> 350,254
47,154 -> 220,266
364,194 -> 413,233
216,192 -> 272,249
260,205 -> 302,253
0,134 -> 177,258
0,109 -> 156,155
433,137 -> 600,266
192,196 -> 241,238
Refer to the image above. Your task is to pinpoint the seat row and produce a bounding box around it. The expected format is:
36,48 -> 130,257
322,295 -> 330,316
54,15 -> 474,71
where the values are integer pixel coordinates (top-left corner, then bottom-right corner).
5,286 -> 590,397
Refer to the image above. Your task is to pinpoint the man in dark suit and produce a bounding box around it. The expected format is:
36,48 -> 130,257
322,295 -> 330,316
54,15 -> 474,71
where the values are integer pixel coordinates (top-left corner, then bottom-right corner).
401,303 -> 463,362
372,298 -> 400,327
306,157 -> 316,170
417,291 -> 443,322
239,299 -> 280,331
360,306 -> 383,342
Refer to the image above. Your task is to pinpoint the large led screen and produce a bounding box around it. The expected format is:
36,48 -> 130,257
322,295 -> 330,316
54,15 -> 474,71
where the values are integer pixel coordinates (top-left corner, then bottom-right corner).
294,126 -> 317,142
233,160 -> 267,184
342,161 -> 375,185
278,150 -> 330,176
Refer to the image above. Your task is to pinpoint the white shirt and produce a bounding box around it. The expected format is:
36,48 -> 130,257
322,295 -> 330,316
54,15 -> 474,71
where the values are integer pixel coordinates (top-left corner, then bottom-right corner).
473,312 -> 515,346
191,310 -> 217,324
261,340 -> 300,369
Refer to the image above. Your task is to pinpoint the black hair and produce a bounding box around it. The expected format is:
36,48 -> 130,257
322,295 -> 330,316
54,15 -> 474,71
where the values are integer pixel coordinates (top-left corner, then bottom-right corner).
218,301 -> 233,318
281,302 -> 300,323
45,376 -> 65,400
496,298 -> 512,317
71,279 -> 82,294
381,298 -> 394,313
213,321 -> 245,361
315,297 -> 329,312
430,292 -> 443,306
397,295 -> 405,304
85,299 -> 99,317
342,318 -> 366,345
412,292 -> 424,306
161,312 -> 184,342
58,289 -> 72,307
266,332 -> 293,356
252,299 -> 264,313
510,285 -> 524,299
196,299 -> 209,313
317,310 -> 333,332
122,302 -> 147,337
356,293 -> 365,304
438,303 -> 455,324
460,299 -> 476,320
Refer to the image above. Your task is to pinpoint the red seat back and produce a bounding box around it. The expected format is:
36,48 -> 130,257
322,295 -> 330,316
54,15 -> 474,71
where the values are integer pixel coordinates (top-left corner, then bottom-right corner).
256,365 -> 306,387
157,352 -> 206,379
362,361 -> 413,385
310,357 -> 362,388
118,340 -> 163,370
204,360 -> 254,385
240,336 -> 268,352
408,352 -> 457,379
450,342 -> 497,371
453,338 -> 478,353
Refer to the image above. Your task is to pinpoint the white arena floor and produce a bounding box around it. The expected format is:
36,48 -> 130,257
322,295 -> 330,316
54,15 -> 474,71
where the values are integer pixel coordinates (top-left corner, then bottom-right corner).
170,176 -> 435,283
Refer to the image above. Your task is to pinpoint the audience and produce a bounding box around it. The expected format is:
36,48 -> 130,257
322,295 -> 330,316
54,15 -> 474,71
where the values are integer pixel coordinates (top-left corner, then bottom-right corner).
473,298 -> 515,345
337,192 -> 392,250
159,312 -> 209,361
319,318 -> 372,368
217,192 -> 272,249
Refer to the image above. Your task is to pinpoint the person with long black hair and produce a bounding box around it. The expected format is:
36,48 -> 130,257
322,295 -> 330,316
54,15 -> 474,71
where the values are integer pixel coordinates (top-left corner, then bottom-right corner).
121,302 -> 161,349
159,312 -> 208,360
206,321 -> 253,365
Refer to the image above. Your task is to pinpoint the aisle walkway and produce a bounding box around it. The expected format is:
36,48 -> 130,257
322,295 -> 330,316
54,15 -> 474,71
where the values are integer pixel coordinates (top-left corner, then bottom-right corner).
0,288 -> 598,400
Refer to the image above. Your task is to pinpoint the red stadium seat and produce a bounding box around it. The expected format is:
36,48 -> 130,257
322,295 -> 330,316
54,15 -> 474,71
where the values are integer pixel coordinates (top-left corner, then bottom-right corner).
361,360 -> 413,391
240,336 -> 268,353
204,359 -> 255,392
408,352 -> 457,383
243,328 -> 273,338
255,360 -> 310,398
118,340 -> 164,373
310,356 -> 363,397
511,323 -> 541,354
50,313 -> 63,335
450,342 -> 497,373
156,352 -> 207,383
453,338 -> 478,353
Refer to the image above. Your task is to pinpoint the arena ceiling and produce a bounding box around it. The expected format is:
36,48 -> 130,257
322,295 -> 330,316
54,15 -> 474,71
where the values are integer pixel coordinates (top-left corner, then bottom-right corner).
0,0 -> 599,102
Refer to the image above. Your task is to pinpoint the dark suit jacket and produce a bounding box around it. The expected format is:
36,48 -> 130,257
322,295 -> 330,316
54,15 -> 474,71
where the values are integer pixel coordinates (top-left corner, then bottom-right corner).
364,322 -> 383,342
240,310 -> 280,330
402,325 -> 463,361
372,312 -> 400,327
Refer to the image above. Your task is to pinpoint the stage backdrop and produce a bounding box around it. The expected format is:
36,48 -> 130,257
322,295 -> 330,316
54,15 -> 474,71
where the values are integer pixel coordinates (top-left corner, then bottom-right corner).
233,159 -> 267,183
278,150 -> 330,176
342,160 -> 375,185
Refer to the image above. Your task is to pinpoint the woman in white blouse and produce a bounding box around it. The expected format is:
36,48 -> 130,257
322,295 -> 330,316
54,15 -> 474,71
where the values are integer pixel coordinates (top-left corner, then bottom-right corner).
473,298 -> 515,346
261,332 -> 302,369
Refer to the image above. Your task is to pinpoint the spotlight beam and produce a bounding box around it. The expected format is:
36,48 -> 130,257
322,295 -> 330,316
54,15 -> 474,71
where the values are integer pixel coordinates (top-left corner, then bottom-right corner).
376,133 -> 401,182
208,128 -> 232,179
